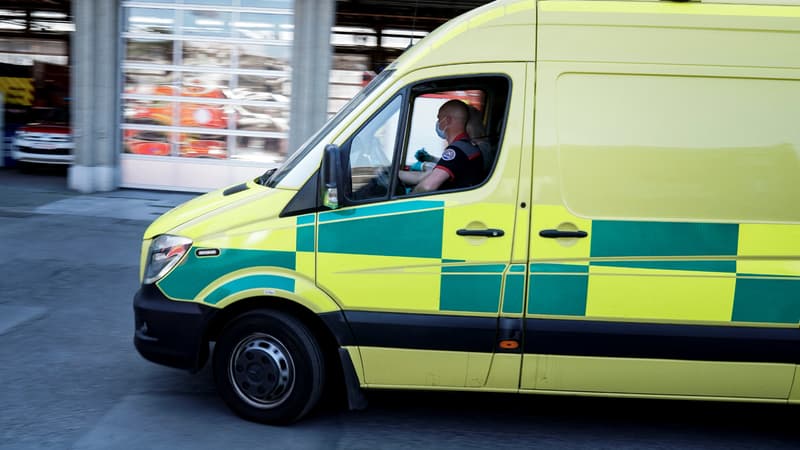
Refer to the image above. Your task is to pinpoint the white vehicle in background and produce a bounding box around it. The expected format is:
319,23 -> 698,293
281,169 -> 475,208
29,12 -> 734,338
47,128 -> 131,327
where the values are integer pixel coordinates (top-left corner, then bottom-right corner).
11,107 -> 73,166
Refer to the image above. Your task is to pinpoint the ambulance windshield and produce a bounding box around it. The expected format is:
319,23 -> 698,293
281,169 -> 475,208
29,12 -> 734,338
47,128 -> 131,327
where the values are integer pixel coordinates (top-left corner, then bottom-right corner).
264,69 -> 395,187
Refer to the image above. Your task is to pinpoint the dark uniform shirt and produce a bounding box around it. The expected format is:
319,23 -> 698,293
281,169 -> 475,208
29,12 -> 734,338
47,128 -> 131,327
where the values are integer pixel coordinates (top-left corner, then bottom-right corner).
434,133 -> 484,190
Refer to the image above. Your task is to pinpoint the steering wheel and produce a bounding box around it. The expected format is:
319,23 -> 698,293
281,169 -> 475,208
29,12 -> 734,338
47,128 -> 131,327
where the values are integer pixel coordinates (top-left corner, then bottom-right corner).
377,167 -> 409,196
349,135 -> 408,197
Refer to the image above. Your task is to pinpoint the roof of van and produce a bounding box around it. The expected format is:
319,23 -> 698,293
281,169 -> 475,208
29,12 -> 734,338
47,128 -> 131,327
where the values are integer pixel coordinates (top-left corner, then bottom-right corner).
389,0 -> 800,72
390,0 -> 538,70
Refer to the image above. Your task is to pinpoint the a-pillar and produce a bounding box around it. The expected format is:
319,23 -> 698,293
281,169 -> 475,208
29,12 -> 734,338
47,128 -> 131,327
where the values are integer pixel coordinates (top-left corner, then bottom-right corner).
69,0 -> 120,193
288,0 -> 335,155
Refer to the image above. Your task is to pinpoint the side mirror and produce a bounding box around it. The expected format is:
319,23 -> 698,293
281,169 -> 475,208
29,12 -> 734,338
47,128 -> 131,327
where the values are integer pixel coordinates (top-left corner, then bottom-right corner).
322,144 -> 342,209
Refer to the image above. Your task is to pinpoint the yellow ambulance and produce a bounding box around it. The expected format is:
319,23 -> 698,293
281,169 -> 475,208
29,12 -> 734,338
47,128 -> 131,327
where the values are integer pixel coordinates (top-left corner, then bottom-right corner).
133,0 -> 800,424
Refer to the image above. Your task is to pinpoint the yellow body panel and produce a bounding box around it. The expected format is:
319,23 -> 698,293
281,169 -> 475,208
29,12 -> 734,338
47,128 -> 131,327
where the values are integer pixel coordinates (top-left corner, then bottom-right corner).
296,251 -> 315,282
484,353 -> 523,390
586,266 -> 736,323
395,0 -> 536,71
738,224 -> 800,276
508,62 -> 536,270
538,1 -> 800,69
139,238 -> 151,283
144,179 -> 266,238
788,367 -> 800,404
318,253 -> 441,312
359,347 -> 492,388
173,189 -> 298,247
522,354 -> 793,399
345,346 -> 366,386
441,200 -> 517,262
529,204 -> 592,262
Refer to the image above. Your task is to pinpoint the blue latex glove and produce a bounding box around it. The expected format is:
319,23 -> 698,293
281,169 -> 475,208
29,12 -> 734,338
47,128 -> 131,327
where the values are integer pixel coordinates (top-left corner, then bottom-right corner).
415,148 -> 433,162
409,161 -> 425,171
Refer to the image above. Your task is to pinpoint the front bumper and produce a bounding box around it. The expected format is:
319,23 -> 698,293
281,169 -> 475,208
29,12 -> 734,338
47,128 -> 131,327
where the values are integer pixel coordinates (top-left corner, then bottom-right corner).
133,284 -> 217,372
12,140 -> 74,164
12,147 -> 74,164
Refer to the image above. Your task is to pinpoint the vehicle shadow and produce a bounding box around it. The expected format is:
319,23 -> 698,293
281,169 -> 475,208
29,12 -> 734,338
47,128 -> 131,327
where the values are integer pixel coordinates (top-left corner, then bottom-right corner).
179,365 -> 798,449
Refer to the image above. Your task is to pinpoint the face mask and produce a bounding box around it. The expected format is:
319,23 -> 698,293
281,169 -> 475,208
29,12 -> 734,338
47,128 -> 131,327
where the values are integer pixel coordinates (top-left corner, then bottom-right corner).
435,119 -> 446,139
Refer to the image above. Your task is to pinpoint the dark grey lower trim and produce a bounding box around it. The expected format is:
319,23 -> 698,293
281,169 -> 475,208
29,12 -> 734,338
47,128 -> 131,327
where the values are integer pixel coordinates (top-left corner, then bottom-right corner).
329,311 -> 498,353
525,318 -> 800,364
321,310 -> 800,364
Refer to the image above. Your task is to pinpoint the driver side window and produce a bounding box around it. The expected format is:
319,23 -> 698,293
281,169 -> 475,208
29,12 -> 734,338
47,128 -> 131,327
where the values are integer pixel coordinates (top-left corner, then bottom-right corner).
341,75 -> 509,205
346,96 -> 402,201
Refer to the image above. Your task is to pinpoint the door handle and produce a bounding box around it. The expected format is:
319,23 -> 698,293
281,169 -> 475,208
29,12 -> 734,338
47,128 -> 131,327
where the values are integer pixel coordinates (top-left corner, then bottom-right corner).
539,229 -> 588,239
457,228 -> 505,237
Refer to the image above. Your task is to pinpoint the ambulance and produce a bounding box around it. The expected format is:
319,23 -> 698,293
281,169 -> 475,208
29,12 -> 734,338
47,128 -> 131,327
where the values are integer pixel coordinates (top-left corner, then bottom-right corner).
133,0 -> 800,424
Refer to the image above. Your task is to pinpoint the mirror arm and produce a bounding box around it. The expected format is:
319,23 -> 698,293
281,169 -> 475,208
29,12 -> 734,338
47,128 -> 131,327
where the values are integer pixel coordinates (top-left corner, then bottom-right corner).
322,144 -> 342,210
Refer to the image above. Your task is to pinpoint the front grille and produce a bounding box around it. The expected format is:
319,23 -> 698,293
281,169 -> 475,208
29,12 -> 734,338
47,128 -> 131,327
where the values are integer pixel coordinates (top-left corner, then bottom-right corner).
24,134 -> 71,143
18,146 -> 72,156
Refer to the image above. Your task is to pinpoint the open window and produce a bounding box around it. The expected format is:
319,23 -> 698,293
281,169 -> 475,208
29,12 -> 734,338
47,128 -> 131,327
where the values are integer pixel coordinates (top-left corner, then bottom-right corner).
340,75 -> 509,205
402,76 -> 509,189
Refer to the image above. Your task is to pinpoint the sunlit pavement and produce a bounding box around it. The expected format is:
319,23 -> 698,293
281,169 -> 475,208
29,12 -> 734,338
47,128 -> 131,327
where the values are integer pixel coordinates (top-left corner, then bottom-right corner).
0,167 -> 197,220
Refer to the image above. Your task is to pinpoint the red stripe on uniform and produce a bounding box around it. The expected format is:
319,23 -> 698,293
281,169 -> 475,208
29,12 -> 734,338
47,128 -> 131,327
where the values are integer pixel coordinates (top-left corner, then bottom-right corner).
436,165 -> 455,180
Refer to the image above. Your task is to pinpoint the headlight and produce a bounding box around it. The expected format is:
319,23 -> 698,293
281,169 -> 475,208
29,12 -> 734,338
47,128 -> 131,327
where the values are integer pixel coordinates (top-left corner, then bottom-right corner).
143,235 -> 192,284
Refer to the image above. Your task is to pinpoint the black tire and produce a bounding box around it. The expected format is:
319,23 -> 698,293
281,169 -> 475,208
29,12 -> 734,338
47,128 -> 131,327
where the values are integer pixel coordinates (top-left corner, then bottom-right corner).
212,310 -> 325,424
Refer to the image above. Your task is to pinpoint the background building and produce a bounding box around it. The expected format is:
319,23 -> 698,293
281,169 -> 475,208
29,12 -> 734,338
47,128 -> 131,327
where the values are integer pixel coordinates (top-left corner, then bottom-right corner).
0,0 -> 489,192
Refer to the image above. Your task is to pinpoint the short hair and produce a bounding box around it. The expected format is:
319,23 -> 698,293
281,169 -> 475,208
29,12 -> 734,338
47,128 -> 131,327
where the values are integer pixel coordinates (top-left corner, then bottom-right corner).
439,99 -> 469,125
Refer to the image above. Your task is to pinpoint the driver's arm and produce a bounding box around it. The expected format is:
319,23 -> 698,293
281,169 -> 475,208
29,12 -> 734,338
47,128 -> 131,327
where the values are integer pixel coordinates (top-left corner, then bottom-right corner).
398,169 -> 428,186
412,168 -> 449,193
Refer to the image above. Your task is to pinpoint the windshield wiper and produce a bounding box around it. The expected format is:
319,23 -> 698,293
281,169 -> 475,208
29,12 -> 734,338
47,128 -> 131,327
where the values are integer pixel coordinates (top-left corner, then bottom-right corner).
257,168 -> 278,185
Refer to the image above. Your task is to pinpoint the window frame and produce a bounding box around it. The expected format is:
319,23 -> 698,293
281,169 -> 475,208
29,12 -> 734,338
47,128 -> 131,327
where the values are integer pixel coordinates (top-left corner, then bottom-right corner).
336,74 -> 512,208
340,92 -> 409,205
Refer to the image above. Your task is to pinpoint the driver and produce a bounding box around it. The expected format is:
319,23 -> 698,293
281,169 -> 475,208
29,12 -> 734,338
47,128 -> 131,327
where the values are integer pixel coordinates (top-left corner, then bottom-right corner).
398,100 -> 483,193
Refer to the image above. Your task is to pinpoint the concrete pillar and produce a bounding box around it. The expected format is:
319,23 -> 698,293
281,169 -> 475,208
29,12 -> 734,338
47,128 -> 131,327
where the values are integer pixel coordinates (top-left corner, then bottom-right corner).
0,92 -> 4,168
288,0 -> 335,155
69,0 -> 120,193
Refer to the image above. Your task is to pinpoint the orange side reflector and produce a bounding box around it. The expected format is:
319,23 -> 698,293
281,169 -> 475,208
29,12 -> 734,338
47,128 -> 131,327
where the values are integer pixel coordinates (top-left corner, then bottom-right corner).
499,340 -> 519,349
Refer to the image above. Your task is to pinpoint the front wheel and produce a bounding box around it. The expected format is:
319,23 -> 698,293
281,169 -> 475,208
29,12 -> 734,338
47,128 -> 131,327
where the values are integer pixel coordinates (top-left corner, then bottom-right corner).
212,310 -> 325,424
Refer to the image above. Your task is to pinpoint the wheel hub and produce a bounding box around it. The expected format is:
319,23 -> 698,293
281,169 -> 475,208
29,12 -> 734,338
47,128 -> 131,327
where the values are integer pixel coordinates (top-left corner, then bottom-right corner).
229,334 -> 294,408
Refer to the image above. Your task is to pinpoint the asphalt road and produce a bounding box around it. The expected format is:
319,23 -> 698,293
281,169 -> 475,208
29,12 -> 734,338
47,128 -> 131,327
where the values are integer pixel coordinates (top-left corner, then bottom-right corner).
1,168 -> 798,449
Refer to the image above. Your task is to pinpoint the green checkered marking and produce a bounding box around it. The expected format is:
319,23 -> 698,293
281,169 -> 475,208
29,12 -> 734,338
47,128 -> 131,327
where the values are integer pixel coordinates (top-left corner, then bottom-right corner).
205,275 -> 295,305
318,201 -> 444,258
528,273 -> 588,316
531,263 -> 589,273
590,260 -> 736,273
296,214 -> 315,252
733,277 -> 800,324
502,272 -> 525,314
158,248 -> 295,300
440,274 -> 502,313
442,264 -> 506,273
591,221 -> 739,257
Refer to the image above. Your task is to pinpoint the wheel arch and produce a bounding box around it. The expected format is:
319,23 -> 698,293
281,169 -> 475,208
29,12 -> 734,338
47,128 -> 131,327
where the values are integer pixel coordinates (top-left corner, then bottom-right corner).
205,295 -> 356,409
206,296 -> 340,345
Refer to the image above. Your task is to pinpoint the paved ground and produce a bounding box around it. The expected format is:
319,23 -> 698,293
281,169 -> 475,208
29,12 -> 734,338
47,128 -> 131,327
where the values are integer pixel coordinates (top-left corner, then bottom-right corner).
0,167 -> 196,220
